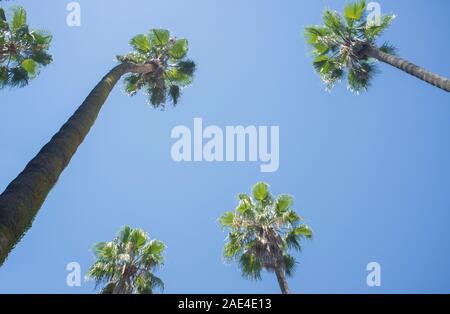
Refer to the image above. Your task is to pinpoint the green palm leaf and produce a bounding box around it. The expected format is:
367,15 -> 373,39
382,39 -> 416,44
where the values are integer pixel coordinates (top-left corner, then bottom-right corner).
150,28 -> 169,47
169,38 -> 188,60
21,59 -> 37,76
168,85 -> 180,105
343,0 -> 366,26
283,254 -> 296,277
130,34 -> 151,53
11,6 -> 26,31
219,211 -> 235,228
252,182 -> 269,201
239,253 -> 262,280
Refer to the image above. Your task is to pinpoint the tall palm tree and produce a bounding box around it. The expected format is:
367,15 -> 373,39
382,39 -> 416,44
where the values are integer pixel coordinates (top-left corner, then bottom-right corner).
304,0 -> 450,93
219,182 -> 313,294
0,28 -> 196,265
87,225 -> 165,294
0,6 -> 52,88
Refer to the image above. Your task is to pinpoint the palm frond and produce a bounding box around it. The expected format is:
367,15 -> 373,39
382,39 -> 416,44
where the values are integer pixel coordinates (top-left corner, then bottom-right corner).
343,0 -> 366,26
168,85 -> 180,105
239,253 -> 262,280
219,211 -> 235,228
379,41 -> 397,55
128,228 -> 148,250
252,182 -> 269,201
169,38 -> 188,60
322,9 -> 346,39
285,231 -> 302,252
223,232 -> 243,259
275,194 -> 294,214
365,14 -> 395,40
118,225 -> 132,244
148,273 -> 165,292
129,34 -> 151,54
347,61 -> 376,94
293,225 -> 313,239
283,254 -> 297,277
177,60 -> 196,76
165,68 -> 193,86
149,28 -> 170,47
8,66 -> 28,87
11,6 -> 27,31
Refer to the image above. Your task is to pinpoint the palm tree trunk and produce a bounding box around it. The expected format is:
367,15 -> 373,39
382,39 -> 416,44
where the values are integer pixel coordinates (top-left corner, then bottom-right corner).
275,266 -> 289,294
112,279 -> 128,294
0,62 -> 154,265
365,46 -> 450,92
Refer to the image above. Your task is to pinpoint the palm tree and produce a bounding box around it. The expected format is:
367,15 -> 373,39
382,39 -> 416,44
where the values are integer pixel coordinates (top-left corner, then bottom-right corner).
304,0 -> 450,93
219,182 -> 313,294
87,226 -> 165,294
0,6 -> 52,88
0,28 -> 196,265
0,5 -> 52,88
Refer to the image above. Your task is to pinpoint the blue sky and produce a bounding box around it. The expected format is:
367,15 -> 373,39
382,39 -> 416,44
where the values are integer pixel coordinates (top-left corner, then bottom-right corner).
0,0 -> 450,293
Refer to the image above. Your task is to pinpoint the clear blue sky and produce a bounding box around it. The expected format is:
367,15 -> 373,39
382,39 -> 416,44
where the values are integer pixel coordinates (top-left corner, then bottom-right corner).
0,0 -> 450,293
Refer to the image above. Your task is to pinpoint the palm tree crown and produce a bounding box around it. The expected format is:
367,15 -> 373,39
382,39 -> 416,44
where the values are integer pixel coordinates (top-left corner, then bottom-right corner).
219,182 -> 312,293
117,28 -> 196,108
305,0 -> 396,93
87,226 -> 165,294
0,6 -> 52,88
